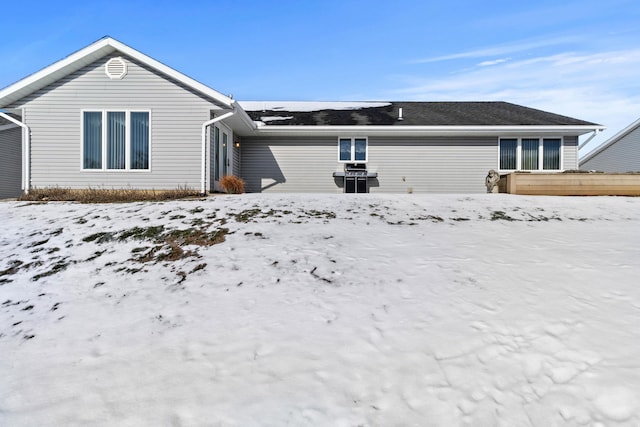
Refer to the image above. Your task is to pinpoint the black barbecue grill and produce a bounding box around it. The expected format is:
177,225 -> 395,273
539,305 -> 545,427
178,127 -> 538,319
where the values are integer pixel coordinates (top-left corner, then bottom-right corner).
333,163 -> 378,193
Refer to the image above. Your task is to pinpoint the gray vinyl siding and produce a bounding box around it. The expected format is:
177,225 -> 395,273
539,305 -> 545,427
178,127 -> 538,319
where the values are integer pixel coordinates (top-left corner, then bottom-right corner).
368,137 -> 496,193
241,137 -> 340,193
563,135 -> 579,170
0,126 -> 22,198
8,53 -> 224,190
241,136 -> 498,193
233,136 -> 241,177
580,126 -> 640,172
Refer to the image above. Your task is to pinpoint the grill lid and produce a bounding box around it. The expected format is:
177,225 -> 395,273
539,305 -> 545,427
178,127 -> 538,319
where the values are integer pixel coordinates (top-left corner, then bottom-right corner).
344,163 -> 367,176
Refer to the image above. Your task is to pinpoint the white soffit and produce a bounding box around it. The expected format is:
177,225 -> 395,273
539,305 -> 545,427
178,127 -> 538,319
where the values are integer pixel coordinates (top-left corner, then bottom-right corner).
0,37 -> 234,108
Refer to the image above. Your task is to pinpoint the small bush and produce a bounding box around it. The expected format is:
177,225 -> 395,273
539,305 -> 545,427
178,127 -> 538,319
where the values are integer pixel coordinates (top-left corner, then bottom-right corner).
562,169 -> 605,174
18,186 -> 201,203
220,175 -> 246,194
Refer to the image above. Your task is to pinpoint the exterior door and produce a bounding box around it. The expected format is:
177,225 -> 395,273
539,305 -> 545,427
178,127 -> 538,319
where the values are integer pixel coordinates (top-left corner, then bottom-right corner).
210,124 -> 230,192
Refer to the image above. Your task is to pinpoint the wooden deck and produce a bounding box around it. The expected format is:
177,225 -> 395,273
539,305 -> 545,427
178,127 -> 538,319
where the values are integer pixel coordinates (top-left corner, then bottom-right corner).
501,173 -> 640,196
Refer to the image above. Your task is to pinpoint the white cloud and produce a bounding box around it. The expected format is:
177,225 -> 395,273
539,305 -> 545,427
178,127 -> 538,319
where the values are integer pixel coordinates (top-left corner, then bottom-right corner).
394,48 -> 640,155
478,58 -> 510,67
411,36 -> 579,64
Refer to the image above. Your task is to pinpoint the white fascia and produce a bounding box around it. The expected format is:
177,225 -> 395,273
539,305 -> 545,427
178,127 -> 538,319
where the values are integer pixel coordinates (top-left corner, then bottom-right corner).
0,37 -> 235,109
252,124 -> 607,137
230,100 -> 258,132
0,39 -> 115,107
106,38 -> 234,108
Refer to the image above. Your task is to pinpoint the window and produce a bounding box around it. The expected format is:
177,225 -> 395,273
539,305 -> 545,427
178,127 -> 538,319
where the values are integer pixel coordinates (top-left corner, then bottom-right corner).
107,112 -> 126,169
499,137 -> 562,171
499,139 -> 517,170
521,138 -> 539,170
82,111 -> 150,170
338,137 -> 367,162
83,112 -> 102,169
543,139 -> 561,170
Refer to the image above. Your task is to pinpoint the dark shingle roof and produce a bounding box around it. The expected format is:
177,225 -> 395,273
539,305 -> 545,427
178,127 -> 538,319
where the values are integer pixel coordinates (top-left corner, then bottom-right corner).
245,102 -> 598,126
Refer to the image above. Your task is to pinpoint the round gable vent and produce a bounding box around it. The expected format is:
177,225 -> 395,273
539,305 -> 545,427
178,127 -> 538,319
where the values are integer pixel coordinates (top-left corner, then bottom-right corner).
105,57 -> 128,80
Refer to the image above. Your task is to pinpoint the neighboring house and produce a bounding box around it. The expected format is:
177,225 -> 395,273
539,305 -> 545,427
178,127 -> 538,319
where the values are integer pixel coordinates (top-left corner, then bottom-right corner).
580,118 -> 640,172
0,37 -> 604,197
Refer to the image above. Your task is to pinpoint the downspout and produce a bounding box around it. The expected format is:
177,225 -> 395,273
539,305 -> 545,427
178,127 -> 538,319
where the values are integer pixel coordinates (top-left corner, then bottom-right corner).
201,106 -> 237,195
578,128 -> 602,150
0,110 -> 30,194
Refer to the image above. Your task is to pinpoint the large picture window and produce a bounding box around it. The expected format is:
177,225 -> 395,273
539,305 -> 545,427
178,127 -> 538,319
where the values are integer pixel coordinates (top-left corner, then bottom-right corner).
499,137 -> 562,171
82,110 -> 150,170
338,137 -> 368,162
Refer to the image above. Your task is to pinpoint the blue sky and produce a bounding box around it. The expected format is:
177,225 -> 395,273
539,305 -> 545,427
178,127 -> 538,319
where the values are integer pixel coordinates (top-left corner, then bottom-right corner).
2,0 -> 639,153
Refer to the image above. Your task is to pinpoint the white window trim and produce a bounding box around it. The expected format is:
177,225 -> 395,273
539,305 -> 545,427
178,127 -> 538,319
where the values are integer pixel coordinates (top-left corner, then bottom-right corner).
80,109 -> 152,172
498,136 -> 564,172
338,136 -> 368,163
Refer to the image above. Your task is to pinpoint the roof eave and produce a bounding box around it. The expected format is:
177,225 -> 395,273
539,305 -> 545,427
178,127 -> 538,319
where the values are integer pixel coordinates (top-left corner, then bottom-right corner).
228,100 -> 258,134
107,38 -> 234,108
0,39 -> 115,107
580,118 -> 640,164
251,124 -> 605,137
0,37 -> 234,109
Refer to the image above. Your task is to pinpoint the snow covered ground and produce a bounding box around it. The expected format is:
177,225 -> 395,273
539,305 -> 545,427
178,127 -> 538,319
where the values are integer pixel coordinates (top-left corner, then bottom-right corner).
1,194 -> 639,426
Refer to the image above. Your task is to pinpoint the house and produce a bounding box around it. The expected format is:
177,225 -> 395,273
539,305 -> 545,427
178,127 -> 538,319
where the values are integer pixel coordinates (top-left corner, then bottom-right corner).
0,37 -> 604,198
579,118 -> 640,172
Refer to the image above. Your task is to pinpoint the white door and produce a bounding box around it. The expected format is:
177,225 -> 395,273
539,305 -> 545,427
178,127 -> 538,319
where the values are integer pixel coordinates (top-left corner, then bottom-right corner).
210,124 -> 230,192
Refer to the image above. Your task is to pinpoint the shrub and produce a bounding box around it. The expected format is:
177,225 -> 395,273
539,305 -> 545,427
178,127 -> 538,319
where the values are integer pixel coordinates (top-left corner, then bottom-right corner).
220,175 -> 245,194
562,169 -> 605,174
18,186 -> 201,203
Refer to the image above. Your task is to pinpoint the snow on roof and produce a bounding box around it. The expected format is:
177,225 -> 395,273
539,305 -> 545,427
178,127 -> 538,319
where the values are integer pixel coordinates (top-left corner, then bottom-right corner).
239,101 -> 391,112
259,115 -> 295,122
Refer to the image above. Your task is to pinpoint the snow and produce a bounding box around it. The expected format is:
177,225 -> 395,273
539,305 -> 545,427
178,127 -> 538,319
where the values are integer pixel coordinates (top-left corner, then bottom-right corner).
1,193 -> 640,426
239,101 -> 391,112
259,115 -> 294,123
